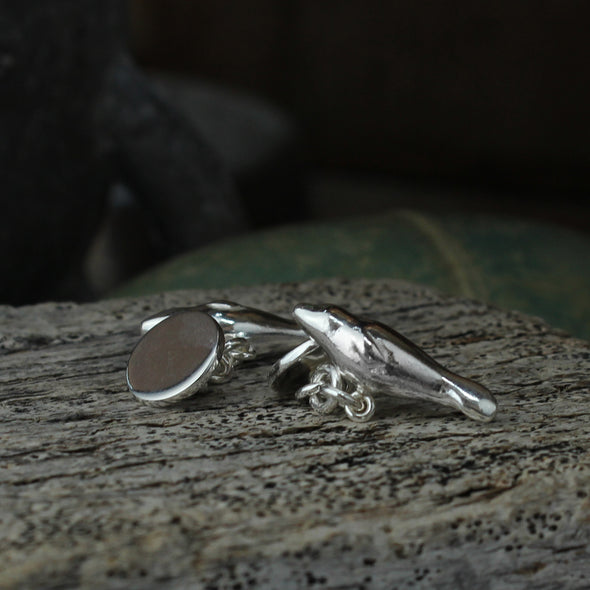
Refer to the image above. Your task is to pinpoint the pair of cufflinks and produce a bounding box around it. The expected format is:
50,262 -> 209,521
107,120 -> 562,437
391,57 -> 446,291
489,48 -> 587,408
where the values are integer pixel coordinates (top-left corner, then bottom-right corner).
126,301 -> 497,423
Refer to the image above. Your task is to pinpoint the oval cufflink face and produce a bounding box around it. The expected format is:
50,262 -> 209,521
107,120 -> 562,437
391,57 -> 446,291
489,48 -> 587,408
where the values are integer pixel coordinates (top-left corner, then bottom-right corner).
127,310 -> 224,404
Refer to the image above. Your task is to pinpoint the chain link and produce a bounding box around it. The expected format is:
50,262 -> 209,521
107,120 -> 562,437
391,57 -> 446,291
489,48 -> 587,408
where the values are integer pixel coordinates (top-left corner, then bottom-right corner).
210,337 -> 256,383
295,363 -> 375,422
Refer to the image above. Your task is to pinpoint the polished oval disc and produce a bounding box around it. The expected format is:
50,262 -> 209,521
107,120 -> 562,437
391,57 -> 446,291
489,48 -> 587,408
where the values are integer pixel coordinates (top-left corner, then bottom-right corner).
127,310 -> 224,404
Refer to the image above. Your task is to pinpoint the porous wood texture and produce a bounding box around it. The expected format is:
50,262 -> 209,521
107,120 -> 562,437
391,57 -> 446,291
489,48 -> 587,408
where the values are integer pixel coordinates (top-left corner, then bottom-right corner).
1,279 -> 589,589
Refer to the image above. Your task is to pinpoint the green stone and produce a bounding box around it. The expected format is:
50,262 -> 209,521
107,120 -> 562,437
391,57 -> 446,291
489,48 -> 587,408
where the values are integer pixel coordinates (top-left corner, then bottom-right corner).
112,211 -> 590,340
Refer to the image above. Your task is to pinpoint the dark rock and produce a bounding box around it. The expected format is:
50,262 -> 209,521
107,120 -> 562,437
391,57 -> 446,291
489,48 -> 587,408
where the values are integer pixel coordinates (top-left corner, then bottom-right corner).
149,74 -> 308,228
0,0 -> 246,304
95,57 -> 246,255
0,0 -> 117,303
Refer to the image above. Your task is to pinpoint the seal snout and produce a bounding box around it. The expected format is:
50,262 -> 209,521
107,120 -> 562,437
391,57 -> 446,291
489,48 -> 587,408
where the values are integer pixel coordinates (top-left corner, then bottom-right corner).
293,303 -> 337,344
293,303 -> 325,326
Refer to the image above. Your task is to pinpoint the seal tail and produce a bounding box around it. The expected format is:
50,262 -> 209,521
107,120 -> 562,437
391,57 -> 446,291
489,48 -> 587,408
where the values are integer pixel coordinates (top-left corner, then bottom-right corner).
441,373 -> 497,422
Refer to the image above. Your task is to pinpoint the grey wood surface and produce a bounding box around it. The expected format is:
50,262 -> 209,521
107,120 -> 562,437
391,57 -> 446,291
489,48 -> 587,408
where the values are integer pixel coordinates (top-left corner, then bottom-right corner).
1,279 -> 589,589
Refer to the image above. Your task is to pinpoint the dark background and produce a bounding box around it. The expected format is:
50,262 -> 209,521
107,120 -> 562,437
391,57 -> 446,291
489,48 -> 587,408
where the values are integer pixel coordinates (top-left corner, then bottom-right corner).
129,1 -> 590,226
1,0 -> 589,304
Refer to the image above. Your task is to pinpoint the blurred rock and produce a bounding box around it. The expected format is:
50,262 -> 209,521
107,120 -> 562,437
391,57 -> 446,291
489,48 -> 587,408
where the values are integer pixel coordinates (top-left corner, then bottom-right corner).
0,0 -> 245,304
149,73 -> 308,228
0,0 -> 115,303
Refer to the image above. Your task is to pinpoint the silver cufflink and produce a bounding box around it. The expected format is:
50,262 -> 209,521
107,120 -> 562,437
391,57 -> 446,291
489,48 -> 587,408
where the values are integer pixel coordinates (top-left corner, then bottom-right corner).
270,303 -> 497,423
127,301 -> 497,422
127,301 -> 306,404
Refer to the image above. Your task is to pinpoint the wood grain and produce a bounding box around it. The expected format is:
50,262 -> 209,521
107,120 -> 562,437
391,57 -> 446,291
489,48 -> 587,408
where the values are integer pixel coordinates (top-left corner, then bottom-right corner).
1,279 -> 589,589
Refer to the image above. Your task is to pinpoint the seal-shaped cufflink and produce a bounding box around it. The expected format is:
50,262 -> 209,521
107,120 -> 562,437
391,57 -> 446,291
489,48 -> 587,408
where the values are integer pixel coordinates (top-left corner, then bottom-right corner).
271,303 -> 497,423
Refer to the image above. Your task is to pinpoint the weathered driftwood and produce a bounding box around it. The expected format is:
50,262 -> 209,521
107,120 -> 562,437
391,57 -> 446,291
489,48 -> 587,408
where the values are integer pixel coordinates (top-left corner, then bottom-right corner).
1,278 -> 589,589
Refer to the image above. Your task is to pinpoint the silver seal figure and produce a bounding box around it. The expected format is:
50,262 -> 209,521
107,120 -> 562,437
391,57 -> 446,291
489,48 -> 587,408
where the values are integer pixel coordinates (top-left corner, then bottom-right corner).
272,303 -> 497,423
